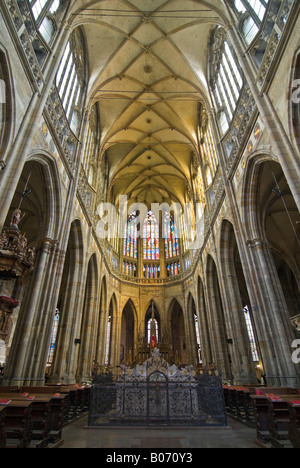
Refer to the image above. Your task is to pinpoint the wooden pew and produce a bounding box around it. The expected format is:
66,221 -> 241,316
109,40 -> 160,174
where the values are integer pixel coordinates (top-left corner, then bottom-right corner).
266,394 -> 296,448
0,394 -> 52,447
21,386 -> 70,424
47,394 -> 68,443
223,386 -> 258,426
20,385 -> 88,424
251,391 -> 300,448
251,395 -> 271,443
0,406 -> 6,448
0,386 -> 19,393
1,399 -> 33,448
288,400 -> 300,449
0,384 -> 90,448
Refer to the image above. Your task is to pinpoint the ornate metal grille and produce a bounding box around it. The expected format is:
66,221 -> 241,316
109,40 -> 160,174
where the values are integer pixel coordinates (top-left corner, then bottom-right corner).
89,350 -> 227,427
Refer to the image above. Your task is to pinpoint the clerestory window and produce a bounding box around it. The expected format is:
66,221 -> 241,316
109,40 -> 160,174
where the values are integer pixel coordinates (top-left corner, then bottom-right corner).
233,0 -> 270,45
29,0 -> 60,44
55,31 -> 86,134
210,30 -> 244,135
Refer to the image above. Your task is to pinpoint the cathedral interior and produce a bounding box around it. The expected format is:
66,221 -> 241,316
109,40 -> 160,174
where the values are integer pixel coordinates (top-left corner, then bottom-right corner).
0,0 -> 300,397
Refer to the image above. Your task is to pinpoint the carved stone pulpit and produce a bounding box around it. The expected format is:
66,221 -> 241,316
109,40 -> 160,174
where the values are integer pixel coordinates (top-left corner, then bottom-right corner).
0,211 -> 35,281
0,296 -> 19,342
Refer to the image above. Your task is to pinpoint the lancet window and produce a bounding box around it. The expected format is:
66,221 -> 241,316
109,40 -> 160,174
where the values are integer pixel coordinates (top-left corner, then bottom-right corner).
164,212 -> 179,260
55,31 -> 86,134
210,28 -> 244,135
233,0 -> 269,45
29,0 -> 60,44
143,211 -> 159,261
124,212 -> 138,260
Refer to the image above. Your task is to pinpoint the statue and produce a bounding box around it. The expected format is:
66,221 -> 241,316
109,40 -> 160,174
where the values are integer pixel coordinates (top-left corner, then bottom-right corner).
10,209 -> 25,229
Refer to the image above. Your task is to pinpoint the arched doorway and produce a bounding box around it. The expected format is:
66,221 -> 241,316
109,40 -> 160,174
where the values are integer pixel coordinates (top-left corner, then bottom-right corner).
120,299 -> 135,365
170,299 -> 187,365
48,219 -> 84,384
1,157 -> 62,385
206,255 -> 232,380
187,293 -> 202,366
197,276 -> 212,366
77,254 -> 99,382
219,219 -> 259,384
95,276 -> 107,366
105,294 -> 117,366
243,157 -> 300,385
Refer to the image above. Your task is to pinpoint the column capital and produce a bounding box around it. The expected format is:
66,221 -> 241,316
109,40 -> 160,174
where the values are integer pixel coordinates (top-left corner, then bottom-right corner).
246,238 -> 268,249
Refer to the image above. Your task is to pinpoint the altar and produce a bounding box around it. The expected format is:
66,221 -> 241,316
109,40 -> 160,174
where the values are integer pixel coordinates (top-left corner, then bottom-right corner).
89,349 -> 227,427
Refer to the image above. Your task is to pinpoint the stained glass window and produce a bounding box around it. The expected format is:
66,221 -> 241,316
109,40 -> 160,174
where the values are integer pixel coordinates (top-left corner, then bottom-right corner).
124,212 -> 138,259
47,308 -> 60,364
143,211 -> 159,260
166,261 -> 181,277
164,212 -> 179,259
123,261 -> 137,277
143,264 -> 160,279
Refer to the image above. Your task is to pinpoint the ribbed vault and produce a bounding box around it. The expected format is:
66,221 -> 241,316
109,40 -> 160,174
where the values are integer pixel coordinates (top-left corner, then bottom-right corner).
71,0 -> 227,207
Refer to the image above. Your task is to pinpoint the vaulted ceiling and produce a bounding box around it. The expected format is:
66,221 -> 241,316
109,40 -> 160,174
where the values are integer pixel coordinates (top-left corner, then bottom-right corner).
71,0 -> 228,207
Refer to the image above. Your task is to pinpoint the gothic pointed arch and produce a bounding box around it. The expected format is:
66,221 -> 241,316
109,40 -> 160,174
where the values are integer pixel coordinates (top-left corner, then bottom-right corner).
104,293 -> 117,365
187,292 -> 202,366
206,254 -> 232,380
168,298 -> 187,365
145,300 -> 161,347
0,44 -> 13,163
120,299 -> 136,365
241,155 -> 300,385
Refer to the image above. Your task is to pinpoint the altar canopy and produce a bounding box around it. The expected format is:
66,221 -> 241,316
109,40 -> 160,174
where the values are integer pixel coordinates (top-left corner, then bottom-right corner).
89,349 -> 226,427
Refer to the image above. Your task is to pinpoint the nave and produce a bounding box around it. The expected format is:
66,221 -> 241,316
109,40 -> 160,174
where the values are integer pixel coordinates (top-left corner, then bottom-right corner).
0,0 -> 300,451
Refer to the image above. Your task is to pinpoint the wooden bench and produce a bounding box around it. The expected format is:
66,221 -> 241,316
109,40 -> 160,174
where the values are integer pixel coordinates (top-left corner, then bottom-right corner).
20,385 -> 90,424
266,395 -> 296,448
0,386 -> 19,393
223,386 -> 259,426
0,406 -> 6,448
0,383 -> 90,448
251,395 -> 271,442
250,391 -> 300,448
0,399 -> 33,448
1,393 -> 54,447
288,400 -> 300,449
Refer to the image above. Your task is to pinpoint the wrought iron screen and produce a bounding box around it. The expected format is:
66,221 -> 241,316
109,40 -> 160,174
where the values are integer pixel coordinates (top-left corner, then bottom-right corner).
89,350 -> 226,427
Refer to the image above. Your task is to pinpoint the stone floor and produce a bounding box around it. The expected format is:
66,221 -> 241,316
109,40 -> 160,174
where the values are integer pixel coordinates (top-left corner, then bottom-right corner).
59,414 -> 262,449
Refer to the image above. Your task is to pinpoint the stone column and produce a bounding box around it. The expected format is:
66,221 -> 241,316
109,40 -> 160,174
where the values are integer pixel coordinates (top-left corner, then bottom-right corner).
246,238 -> 300,386
3,238 -> 59,385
